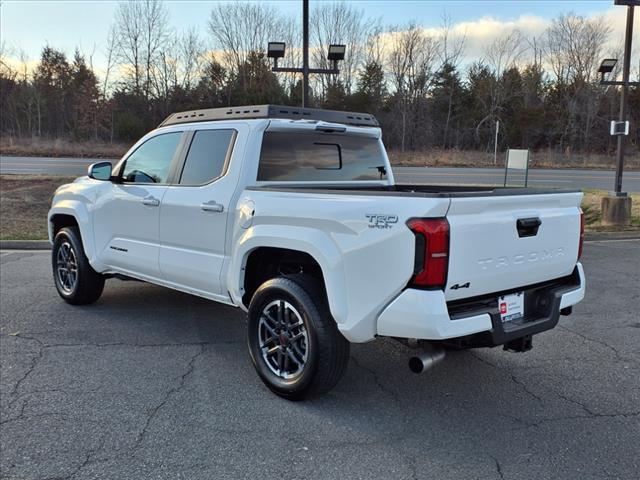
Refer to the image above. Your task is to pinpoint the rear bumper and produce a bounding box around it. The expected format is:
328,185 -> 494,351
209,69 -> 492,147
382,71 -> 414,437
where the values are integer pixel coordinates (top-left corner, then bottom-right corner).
376,262 -> 585,343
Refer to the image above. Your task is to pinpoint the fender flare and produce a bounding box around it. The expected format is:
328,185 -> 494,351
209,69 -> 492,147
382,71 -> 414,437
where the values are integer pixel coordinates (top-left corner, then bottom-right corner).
48,202 -> 100,268
227,224 -> 349,327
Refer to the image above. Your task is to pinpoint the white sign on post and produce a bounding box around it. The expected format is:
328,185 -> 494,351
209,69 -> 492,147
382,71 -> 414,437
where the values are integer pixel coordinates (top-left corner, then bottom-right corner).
504,149 -> 530,187
506,149 -> 529,170
610,121 -> 629,136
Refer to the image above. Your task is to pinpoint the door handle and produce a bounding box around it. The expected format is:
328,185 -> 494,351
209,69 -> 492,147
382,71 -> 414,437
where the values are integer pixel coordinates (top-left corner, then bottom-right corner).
141,196 -> 160,207
201,200 -> 224,213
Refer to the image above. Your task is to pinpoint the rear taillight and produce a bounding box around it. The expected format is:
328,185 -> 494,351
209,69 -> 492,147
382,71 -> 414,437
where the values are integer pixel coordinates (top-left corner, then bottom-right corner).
407,218 -> 450,289
578,208 -> 585,260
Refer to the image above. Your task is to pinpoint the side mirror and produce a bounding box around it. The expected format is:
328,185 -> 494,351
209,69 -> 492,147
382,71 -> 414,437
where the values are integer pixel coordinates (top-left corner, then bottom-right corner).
88,162 -> 112,181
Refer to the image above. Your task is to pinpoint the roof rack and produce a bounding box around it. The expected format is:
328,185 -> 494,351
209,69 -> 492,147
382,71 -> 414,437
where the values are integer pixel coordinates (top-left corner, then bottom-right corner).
158,104 -> 379,128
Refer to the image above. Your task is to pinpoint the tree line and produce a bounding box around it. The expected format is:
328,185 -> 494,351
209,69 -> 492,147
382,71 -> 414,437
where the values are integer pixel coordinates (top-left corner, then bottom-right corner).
0,0 -> 637,156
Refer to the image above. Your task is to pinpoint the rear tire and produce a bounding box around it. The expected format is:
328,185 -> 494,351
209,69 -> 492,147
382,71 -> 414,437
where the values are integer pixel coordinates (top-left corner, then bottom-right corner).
247,274 -> 350,400
52,226 -> 105,305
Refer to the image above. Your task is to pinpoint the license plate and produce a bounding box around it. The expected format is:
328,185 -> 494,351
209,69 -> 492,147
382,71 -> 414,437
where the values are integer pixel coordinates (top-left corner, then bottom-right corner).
498,292 -> 525,323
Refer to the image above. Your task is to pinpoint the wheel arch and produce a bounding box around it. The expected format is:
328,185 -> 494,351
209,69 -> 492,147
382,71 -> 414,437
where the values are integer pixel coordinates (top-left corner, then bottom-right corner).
228,226 -> 349,330
241,247 -> 326,308
48,203 -> 97,264
50,213 -> 79,237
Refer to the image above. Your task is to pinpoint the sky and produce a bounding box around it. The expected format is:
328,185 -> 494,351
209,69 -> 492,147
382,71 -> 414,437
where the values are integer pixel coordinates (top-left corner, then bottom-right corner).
0,0 -> 636,76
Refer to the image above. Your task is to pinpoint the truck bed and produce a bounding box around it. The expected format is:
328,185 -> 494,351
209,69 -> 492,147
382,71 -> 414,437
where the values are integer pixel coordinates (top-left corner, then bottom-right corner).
246,182 -> 583,303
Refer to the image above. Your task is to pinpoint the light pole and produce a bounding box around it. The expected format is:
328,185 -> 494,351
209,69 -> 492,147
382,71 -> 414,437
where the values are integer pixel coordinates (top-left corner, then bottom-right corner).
598,0 -> 639,225
266,0 -> 346,108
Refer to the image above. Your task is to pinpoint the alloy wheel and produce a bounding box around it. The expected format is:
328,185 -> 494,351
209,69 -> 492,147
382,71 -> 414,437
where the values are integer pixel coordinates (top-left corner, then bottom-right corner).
56,241 -> 78,294
258,300 -> 309,379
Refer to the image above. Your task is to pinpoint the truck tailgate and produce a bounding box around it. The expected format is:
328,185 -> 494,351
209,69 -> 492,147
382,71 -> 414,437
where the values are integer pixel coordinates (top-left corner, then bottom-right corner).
445,192 -> 582,301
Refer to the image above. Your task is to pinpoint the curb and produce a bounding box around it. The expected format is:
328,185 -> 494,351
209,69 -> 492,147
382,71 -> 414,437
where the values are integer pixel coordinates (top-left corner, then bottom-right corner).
584,231 -> 640,242
0,240 -> 51,250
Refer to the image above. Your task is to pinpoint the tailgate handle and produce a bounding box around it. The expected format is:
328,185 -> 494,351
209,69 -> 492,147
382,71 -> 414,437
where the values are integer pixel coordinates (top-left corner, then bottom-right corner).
516,217 -> 541,237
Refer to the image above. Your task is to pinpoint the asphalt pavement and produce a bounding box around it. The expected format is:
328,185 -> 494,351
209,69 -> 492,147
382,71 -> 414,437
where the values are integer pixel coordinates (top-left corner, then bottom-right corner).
2,155 -> 640,192
1,240 -> 639,479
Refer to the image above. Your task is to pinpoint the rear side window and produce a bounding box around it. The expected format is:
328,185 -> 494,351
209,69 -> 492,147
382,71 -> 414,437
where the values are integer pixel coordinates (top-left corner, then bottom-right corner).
179,129 -> 235,185
258,131 -> 388,182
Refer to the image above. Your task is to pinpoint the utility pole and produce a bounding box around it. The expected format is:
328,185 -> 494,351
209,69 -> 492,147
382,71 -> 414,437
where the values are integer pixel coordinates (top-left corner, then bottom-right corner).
494,120 -> 499,166
614,2 -> 634,195
302,0 -> 309,107
599,0 -> 638,226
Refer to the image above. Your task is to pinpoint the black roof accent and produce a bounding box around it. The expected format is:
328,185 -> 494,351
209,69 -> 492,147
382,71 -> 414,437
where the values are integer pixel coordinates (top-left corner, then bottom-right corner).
158,104 -> 379,128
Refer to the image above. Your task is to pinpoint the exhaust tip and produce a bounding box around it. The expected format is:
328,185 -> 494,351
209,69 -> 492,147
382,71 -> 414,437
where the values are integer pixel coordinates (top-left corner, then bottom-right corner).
408,346 -> 446,374
408,356 -> 425,374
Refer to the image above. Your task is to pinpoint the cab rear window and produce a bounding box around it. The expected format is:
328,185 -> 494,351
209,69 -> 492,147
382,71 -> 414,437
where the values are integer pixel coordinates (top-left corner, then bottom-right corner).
258,131 -> 387,182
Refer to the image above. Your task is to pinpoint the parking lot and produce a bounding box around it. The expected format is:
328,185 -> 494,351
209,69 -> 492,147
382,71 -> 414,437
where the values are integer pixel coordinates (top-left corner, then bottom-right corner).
1,240 -> 639,480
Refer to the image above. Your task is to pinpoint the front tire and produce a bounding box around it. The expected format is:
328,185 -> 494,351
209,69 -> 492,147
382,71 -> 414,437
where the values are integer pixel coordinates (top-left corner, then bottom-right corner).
247,275 -> 350,400
52,227 -> 105,305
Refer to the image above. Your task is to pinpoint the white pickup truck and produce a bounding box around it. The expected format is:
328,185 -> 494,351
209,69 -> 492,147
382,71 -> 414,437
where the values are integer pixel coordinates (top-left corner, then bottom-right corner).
48,105 -> 585,399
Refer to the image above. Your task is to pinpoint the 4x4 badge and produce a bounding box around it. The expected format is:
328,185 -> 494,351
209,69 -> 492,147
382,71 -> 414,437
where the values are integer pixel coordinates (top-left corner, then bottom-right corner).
450,282 -> 470,290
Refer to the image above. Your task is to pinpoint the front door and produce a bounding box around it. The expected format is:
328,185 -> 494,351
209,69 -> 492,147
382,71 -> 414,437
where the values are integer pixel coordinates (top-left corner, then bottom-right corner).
159,127 -> 239,296
93,131 -> 183,280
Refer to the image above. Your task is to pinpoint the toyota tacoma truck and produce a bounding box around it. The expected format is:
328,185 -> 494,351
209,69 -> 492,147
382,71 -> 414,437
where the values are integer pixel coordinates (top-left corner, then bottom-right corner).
48,105 -> 586,399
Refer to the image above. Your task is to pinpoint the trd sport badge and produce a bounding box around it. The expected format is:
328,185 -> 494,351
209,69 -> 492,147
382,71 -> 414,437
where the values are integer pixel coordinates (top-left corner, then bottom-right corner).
366,214 -> 398,229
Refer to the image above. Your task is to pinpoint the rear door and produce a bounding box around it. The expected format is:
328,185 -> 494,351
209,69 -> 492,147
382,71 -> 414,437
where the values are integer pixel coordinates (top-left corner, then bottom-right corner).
93,131 -> 184,280
158,126 -> 242,296
445,192 -> 582,301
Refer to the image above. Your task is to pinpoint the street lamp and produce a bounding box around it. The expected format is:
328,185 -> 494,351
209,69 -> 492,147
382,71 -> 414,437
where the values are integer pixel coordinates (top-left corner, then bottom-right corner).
267,41 -> 346,106
598,58 -> 617,80
267,0 -> 346,107
267,42 -> 345,73
327,44 -> 346,60
598,0 -> 638,226
267,42 -> 286,69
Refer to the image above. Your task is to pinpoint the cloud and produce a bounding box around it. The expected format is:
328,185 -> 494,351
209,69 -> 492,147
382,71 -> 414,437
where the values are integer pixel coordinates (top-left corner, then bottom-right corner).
377,6 -> 638,74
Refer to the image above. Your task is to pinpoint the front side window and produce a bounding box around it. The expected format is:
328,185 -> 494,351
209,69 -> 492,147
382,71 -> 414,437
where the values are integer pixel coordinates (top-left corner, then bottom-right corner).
179,129 -> 235,185
121,132 -> 182,184
258,131 -> 388,182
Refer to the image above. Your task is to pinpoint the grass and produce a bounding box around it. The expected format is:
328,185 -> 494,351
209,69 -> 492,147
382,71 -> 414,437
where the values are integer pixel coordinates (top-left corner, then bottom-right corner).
0,175 -> 638,240
1,136 -> 130,159
580,189 -> 640,232
0,175 -> 76,240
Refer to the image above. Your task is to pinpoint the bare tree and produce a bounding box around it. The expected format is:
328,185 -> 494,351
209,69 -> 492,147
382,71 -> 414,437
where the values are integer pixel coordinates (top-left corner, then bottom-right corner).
544,13 -> 611,85
438,13 -> 466,68
179,28 -> 204,91
102,25 -> 118,98
387,24 -> 440,151
543,13 -> 612,152
473,30 -> 528,144
113,0 -> 169,98
142,0 -> 169,98
310,2 -> 373,97
438,13 -> 466,149
362,21 -> 385,67
208,2 -> 286,92
113,1 -> 143,93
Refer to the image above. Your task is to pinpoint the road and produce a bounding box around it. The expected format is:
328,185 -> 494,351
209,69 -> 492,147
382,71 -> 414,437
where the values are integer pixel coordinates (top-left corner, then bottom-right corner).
393,166 -> 640,192
2,155 -> 640,192
1,241 -> 639,479
0,156 -> 110,177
